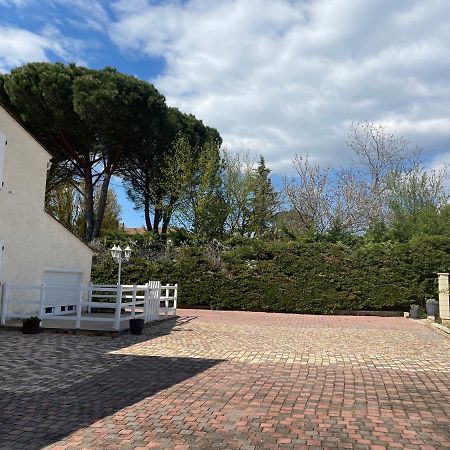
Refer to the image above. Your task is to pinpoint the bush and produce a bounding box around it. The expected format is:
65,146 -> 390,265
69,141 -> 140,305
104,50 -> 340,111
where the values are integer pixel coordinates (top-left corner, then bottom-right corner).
91,235 -> 450,314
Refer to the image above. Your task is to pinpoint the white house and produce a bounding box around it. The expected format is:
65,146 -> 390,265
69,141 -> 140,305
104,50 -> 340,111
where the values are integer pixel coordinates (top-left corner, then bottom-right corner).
0,104 -> 93,317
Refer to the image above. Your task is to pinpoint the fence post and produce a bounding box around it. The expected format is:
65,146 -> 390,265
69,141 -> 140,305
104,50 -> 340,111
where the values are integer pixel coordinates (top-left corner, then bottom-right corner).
39,283 -> 46,319
87,282 -> 93,314
156,281 -> 161,320
163,286 -> 168,318
76,284 -> 83,329
173,283 -> 178,317
131,285 -> 137,318
148,280 -> 161,321
438,273 -> 450,320
114,285 -> 123,330
143,283 -> 150,323
1,282 -> 9,325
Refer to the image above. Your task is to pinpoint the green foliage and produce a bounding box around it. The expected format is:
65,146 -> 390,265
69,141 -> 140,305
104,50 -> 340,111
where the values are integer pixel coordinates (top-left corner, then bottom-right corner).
387,164 -> 449,241
23,316 -> 40,323
221,152 -> 280,237
92,235 -> 450,313
173,139 -> 228,239
222,150 -> 255,235
122,108 -> 222,235
1,62 -> 166,241
248,156 -> 279,236
46,183 -> 122,237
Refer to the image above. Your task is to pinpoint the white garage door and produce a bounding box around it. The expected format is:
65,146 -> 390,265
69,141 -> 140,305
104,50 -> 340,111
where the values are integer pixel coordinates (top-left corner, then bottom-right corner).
43,270 -> 82,316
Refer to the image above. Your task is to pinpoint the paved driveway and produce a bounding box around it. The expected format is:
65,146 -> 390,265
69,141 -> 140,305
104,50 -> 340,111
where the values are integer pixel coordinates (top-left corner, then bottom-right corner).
0,310 -> 449,449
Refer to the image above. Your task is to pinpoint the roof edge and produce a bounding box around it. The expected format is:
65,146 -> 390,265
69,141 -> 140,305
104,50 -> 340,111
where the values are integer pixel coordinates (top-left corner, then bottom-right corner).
45,209 -> 95,253
0,103 -> 53,158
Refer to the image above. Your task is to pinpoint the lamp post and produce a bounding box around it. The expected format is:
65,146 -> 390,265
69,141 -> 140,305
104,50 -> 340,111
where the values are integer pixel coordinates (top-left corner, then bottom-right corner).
110,244 -> 132,285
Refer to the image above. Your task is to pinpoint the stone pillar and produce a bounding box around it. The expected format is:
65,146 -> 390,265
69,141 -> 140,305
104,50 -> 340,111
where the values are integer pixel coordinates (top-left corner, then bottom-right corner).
437,273 -> 449,320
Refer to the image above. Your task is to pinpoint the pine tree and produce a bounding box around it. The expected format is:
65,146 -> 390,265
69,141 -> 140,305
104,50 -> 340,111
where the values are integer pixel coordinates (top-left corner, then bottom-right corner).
249,156 -> 279,236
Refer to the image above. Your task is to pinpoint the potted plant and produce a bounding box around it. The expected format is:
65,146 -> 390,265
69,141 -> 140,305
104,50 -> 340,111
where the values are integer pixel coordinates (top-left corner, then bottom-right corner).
22,316 -> 41,334
425,298 -> 439,317
129,318 -> 145,335
409,304 -> 420,319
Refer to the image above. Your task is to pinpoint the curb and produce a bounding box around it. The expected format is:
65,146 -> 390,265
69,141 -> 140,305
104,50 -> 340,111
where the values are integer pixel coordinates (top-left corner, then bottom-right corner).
431,322 -> 450,335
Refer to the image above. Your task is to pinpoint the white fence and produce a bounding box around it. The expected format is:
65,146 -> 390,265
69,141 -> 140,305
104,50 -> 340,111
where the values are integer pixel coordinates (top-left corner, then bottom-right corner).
0,281 -> 178,330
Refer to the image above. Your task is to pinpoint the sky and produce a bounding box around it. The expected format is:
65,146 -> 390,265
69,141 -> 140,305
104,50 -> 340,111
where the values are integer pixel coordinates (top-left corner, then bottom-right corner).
1,0 -> 449,226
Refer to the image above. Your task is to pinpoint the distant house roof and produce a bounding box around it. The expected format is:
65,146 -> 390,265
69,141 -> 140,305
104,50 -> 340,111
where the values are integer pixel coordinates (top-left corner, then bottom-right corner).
124,227 -> 175,235
124,227 -> 148,235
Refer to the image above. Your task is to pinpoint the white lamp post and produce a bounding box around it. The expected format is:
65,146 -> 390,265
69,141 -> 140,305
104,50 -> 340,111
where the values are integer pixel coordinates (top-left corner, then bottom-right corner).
110,244 -> 132,285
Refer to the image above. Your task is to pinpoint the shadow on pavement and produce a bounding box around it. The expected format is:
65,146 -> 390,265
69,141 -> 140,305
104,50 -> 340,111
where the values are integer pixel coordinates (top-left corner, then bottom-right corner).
0,354 -> 222,449
0,315 -> 220,449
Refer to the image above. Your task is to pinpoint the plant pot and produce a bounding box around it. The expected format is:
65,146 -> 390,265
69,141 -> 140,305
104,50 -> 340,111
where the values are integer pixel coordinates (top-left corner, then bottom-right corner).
129,318 -> 145,335
22,320 -> 41,334
426,299 -> 439,317
409,308 -> 420,319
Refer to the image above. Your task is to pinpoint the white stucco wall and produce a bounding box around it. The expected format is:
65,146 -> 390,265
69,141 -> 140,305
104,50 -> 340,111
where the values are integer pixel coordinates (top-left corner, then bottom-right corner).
0,105 -> 93,314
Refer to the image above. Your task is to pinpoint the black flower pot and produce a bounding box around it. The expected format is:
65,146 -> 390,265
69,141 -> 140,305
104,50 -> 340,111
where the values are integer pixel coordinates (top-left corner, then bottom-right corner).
426,299 -> 439,317
409,307 -> 420,319
22,320 -> 41,334
129,318 -> 145,335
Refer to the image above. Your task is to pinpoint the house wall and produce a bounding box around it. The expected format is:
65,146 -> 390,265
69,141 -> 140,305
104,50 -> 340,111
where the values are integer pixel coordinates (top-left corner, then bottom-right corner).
0,106 -> 93,314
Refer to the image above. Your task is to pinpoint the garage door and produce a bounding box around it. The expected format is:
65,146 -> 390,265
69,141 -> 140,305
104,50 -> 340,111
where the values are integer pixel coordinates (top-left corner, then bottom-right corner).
43,270 -> 82,316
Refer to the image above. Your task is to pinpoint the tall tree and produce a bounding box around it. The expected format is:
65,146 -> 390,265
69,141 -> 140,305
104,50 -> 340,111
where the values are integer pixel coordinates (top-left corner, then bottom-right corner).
283,123 -> 425,236
175,139 -> 227,238
342,121 -> 420,229
249,156 -> 279,236
1,62 -> 165,241
122,107 -> 222,235
222,150 -> 255,235
387,163 -> 449,240
283,154 -> 334,233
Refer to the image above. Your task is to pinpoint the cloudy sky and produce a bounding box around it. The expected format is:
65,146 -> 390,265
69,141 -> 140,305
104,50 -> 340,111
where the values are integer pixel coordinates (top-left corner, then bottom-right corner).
1,0 -> 449,225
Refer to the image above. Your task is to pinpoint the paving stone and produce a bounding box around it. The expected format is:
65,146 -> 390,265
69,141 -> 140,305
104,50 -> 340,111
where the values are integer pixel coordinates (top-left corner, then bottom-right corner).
0,310 -> 449,449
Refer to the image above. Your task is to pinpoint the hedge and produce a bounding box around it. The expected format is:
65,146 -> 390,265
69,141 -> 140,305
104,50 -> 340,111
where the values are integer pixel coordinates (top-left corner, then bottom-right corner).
91,235 -> 450,314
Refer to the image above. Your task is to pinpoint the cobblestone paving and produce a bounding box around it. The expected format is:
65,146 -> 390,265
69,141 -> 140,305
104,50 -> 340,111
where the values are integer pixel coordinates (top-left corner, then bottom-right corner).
0,310 -> 449,449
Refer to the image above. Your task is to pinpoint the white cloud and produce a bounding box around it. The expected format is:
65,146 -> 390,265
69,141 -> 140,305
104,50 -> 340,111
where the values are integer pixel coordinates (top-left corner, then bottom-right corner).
50,0 -> 110,32
0,25 -> 87,73
108,0 -> 450,173
0,0 -> 28,6
0,0 -> 110,32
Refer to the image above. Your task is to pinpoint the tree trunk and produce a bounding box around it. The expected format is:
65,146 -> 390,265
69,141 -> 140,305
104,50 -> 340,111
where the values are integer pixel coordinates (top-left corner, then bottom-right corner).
144,194 -> 153,232
161,215 -> 170,235
162,195 -> 176,235
84,170 -> 95,242
92,171 -> 112,239
153,207 -> 162,235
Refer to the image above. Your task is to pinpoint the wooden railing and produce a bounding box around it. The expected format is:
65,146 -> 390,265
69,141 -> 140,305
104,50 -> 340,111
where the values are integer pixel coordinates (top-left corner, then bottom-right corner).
0,281 -> 178,330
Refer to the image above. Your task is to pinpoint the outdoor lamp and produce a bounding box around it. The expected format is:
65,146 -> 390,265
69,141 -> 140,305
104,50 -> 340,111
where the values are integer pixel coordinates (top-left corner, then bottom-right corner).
124,245 -> 132,261
110,244 -> 121,262
110,244 -> 132,285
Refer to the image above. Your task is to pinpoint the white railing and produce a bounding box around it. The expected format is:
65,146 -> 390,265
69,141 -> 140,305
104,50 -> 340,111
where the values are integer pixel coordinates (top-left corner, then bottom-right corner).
0,281 -> 178,330
160,283 -> 178,318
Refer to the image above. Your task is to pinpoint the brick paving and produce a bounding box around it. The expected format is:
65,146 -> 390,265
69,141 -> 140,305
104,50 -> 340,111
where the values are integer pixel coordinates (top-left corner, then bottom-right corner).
0,310 -> 449,449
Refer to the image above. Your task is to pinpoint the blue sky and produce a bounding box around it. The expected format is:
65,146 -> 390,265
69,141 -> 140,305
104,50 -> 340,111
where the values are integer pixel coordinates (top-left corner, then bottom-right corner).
1,0 -> 450,226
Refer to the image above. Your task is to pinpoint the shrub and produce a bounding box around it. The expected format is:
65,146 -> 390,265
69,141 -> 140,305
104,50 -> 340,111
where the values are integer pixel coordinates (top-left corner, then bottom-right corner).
91,235 -> 450,313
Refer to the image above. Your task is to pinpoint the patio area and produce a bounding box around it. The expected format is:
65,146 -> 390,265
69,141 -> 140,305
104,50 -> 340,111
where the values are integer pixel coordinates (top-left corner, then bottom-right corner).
0,310 -> 449,449
0,282 -> 177,333
2,312 -> 173,333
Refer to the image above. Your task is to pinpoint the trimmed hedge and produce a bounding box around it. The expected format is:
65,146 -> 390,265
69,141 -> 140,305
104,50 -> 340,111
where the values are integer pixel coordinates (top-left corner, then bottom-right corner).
92,235 -> 450,313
